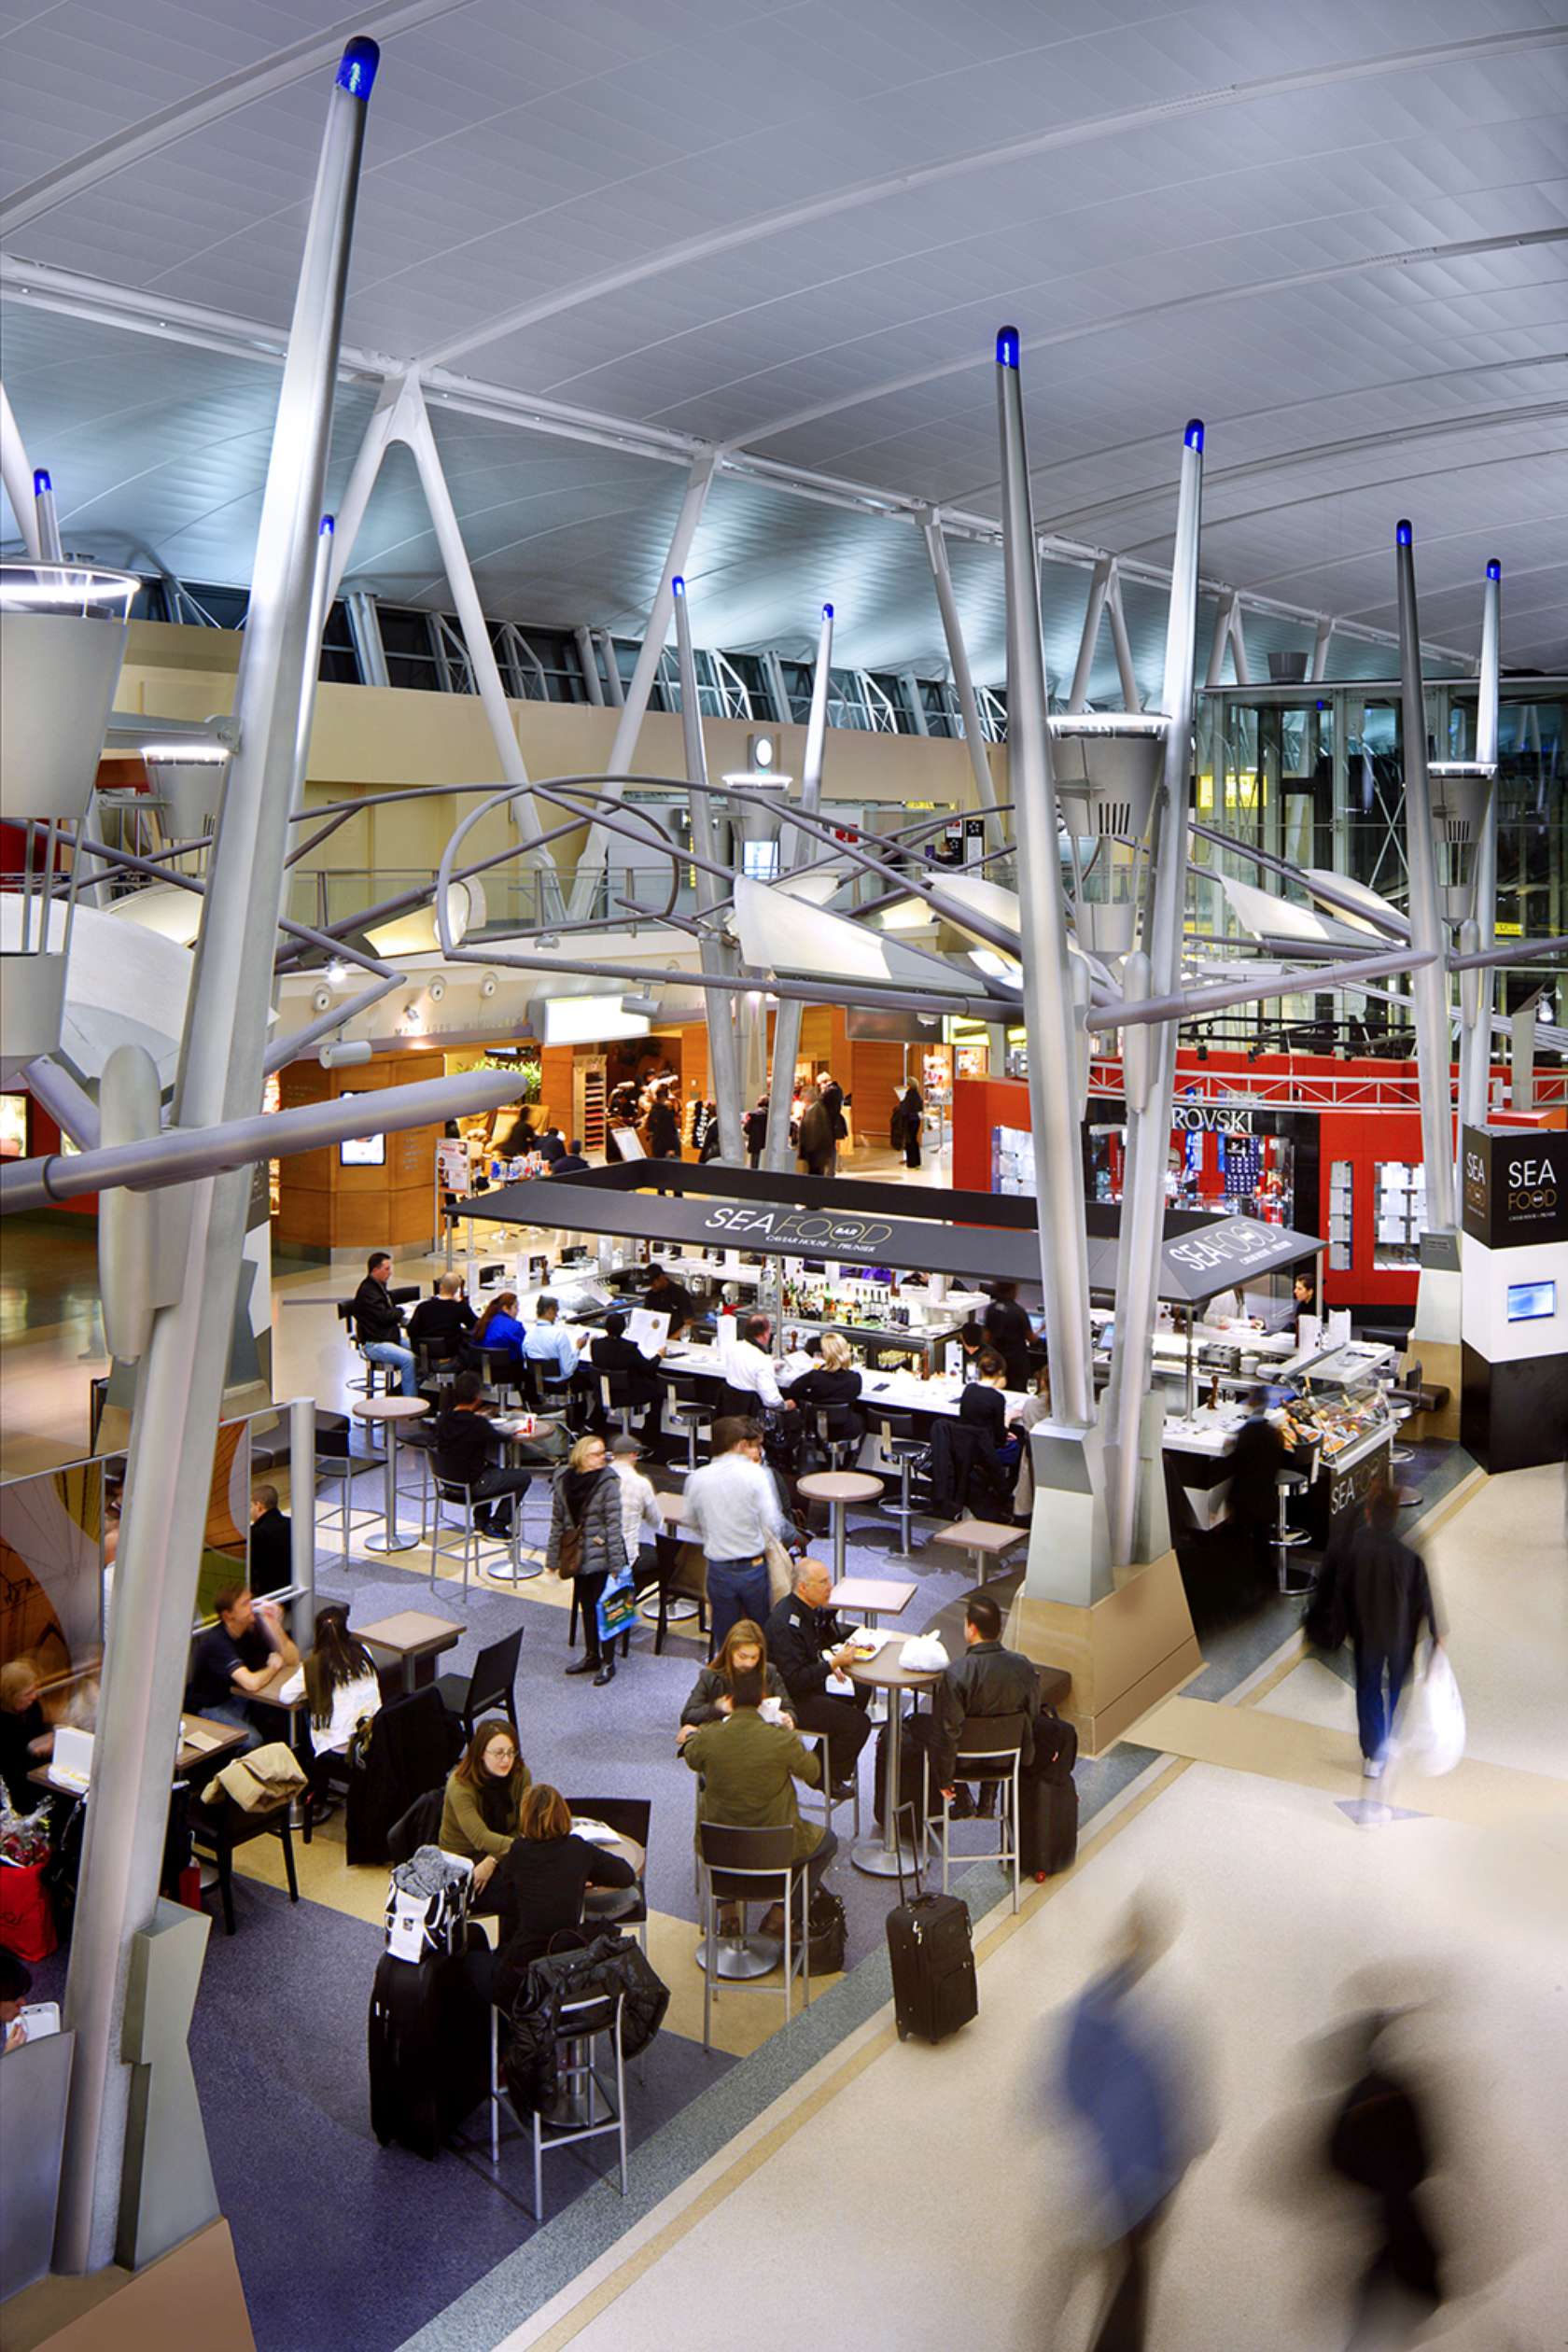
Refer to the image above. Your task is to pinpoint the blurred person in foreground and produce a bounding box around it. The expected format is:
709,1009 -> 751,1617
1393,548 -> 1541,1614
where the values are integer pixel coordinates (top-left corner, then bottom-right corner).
1054,1897 -> 1201,2352
1323,2009 -> 1448,2350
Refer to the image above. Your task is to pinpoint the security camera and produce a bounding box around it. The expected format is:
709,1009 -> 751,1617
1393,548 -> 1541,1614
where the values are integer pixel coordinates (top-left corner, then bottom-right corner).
312,987 -> 333,1014
480,973 -> 498,1000
427,977 -> 446,1004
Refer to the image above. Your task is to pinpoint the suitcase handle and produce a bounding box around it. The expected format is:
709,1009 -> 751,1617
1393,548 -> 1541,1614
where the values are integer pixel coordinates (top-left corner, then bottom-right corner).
889,1799 -> 926,1902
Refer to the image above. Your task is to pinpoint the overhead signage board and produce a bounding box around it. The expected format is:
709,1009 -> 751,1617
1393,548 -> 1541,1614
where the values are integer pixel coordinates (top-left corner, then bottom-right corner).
1462,1125 -> 1568,1250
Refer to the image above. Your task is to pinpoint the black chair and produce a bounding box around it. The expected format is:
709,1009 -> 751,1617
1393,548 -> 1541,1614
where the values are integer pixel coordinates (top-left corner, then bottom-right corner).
385,1785 -> 445,1865
927,1710 -> 1028,1916
191,1794 -> 300,1936
696,1823 -> 808,2049
561,1796 -> 650,1950
664,1376 -> 713,1474
475,1347 -> 525,1410
435,1627 -> 524,1736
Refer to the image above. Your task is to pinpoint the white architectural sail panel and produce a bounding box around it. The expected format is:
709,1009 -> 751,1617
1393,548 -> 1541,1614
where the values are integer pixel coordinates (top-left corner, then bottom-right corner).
733,875 -> 973,995
1219,875 -> 1371,948
1300,869 -> 1406,936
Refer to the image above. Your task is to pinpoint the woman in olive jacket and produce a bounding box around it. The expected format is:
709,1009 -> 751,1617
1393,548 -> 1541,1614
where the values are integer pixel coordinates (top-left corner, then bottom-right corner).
546,1433 -> 628,1687
679,1618 -> 793,1728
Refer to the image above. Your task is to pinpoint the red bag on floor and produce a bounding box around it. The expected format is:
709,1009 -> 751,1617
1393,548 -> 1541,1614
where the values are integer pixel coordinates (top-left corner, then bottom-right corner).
177,1862 -> 203,1912
0,1858 -> 58,1962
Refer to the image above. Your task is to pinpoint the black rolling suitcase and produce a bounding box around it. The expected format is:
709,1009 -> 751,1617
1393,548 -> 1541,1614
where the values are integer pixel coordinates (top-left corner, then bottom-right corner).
885,1805 -> 978,2046
368,1926 -> 490,2159
1020,1707 -> 1079,1880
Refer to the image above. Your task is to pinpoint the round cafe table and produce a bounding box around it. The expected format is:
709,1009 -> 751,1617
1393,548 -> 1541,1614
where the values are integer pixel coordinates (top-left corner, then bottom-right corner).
796,1469 -> 884,1581
846,1646 -> 944,1878
352,1395 -> 429,1554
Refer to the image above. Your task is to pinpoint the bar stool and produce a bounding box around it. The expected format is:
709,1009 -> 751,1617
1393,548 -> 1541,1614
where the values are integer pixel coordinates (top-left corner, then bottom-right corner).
929,1712 -> 1027,1915
643,1490 -> 705,1635
875,1410 -> 927,1562
797,1728 -> 861,1841
668,1393 -> 712,1475
1273,1467 -> 1313,1595
598,1373 -> 638,1442
696,1823 -> 809,2042
796,1470 -> 884,1581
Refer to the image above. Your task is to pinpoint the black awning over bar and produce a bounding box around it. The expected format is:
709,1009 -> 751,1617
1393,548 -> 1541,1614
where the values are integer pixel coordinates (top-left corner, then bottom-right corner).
453,1162 -> 1323,1307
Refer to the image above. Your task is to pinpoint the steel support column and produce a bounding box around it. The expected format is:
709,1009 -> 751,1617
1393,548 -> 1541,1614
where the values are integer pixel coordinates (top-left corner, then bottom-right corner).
55,39 -> 377,2274
0,379 -> 43,557
567,451 -> 717,920
1068,555 -> 1113,712
1105,564 -> 1141,709
574,623 -> 604,705
919,506 -> 1001,830
324,371 -> 553,867
763,604 -> 834,1172
994,334 -> 1094,1429
343,587 -> 388,686
672,578 -> 744,1162
1393,524 -> 1457,1235
1309,617 -> 1335,682
1458,563 -> 1503,1136
1102,423 -> 1205,1572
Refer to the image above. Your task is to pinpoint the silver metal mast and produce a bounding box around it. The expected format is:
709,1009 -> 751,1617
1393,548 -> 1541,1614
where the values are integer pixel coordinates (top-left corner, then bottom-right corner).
1458,561 -> 1503,1136
994,329 -> 1094,1429
54,39 -> 378,2271
763,600 -> 834,1172
1102,422 -> 1205,1571
1394,522 -> 1458,1235
672,575 -> 745,1161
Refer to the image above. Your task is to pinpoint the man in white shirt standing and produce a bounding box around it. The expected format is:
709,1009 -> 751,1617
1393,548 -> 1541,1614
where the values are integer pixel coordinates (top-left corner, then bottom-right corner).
722,1311 -> 783,1413
680,1416 -> 790,1652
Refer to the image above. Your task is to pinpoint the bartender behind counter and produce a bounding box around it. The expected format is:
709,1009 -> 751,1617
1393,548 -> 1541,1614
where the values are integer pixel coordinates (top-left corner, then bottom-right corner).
643,1263 -> 694,1340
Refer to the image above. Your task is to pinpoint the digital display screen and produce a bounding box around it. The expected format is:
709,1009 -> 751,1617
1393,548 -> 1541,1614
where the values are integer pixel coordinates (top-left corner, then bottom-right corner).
1506,1280 -> 1556,1323
339,1091 -> 385,1167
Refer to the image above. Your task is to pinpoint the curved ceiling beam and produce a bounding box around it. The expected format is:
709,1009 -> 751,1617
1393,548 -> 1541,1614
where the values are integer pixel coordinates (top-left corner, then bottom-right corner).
1085,403 -> 1568,550
742,227 -> 1568,451
414,25 -> 1568,370
0,0 -> 481,237
948,356 -> 1568,515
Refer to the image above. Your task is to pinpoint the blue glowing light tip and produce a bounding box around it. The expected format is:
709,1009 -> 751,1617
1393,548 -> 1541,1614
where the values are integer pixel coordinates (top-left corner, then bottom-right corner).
336,36 -> 379,100
1396,519 -> 1413,546
671,574 -> 685,596
320,513 -> 335,534
821,602 -> 833,620
33,469 -> 51,495
1183,419 -> 1204,451
995,327 -> 1020,369
1486,558 -> 1501,581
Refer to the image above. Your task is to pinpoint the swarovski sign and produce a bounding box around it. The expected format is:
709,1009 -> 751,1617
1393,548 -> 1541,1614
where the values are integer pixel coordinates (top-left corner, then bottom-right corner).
1170,1103 -> 1253,1134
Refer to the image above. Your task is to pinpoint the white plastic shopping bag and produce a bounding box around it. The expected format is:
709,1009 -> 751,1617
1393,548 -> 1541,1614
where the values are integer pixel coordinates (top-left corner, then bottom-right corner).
1402,1645 -> 1465,1777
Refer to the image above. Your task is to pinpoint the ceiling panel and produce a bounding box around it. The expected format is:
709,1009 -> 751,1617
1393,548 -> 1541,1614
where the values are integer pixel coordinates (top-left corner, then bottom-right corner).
2,0 -> 1564,671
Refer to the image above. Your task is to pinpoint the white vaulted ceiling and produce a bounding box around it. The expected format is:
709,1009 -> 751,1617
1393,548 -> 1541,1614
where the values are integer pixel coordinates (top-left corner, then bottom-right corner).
2,0 -> 1566,683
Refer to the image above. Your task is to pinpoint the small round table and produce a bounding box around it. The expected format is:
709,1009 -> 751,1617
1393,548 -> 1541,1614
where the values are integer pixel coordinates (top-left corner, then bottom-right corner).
797,1469 -> 885,1581
846,1647 -> 944,1878
352,1395 -> 429,1554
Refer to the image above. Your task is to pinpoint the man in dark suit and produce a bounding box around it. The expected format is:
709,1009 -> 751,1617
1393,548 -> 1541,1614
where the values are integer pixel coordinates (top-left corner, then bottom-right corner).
983,1281 -> 1035,1392
407,1272 -> 476,1367
549,1137 -> 590,1174
582,1310 -> 665,1446
248,1486 -> 292,1595
765,1557 -> 872,1795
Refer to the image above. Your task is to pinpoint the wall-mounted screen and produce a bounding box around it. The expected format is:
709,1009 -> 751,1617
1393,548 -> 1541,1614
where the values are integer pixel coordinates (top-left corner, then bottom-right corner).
1505,1280 -> 1557,1323
339,1090 -> 385,1167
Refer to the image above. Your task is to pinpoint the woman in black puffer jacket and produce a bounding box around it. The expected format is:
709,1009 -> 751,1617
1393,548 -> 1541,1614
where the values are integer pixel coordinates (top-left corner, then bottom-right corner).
546,1434 -> 628,1687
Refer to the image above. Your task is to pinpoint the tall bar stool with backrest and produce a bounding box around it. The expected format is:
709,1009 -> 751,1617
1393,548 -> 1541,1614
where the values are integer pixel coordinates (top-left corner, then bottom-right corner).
665,1375 -> 713,1476
312,1410 -> 357,1567
697,1822 -> 809,2050
875,1409 -> 928,1562
928,1711 -> 1028,1916
338,1300 -> 391,1401
427,1477 -> 504,1599
598,1372 -> 638,1443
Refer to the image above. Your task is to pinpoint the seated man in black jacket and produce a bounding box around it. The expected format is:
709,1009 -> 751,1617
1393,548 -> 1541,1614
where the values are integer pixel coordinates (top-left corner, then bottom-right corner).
432,1371 -> 534,1536
578,1311 -> 665,1447
904,1591 -> 1040,1820
764,1557 -> 872,1796
352,1250 -> 416,1395
407,1271 -> 476,1368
